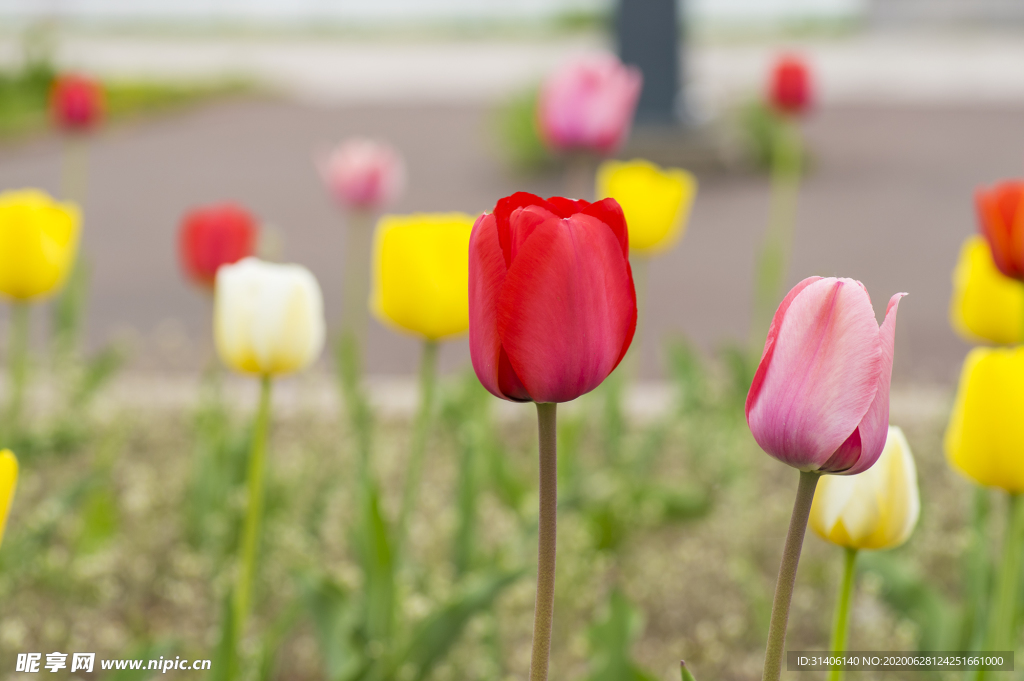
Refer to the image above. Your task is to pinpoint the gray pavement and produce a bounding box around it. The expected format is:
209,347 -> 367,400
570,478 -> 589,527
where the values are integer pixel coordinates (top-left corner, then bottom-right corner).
0,97 -> 1015,384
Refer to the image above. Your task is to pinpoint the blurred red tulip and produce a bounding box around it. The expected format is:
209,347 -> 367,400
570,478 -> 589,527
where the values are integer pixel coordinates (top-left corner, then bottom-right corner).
50,74 -> 103,132
469,192 -> 637,403
976,181 -> 1024,280
537,53 -> 642,155
317,138 -> 405,211
768,55 -> 812,116
179,204 -> 259,289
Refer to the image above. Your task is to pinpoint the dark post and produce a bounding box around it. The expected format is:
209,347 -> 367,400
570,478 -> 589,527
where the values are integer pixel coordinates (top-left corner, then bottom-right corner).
616,0 -> 681,125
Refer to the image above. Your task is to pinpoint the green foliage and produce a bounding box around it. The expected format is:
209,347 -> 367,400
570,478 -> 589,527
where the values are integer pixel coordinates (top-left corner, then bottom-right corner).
494,86 -> 555,173
577,589 -> 659,681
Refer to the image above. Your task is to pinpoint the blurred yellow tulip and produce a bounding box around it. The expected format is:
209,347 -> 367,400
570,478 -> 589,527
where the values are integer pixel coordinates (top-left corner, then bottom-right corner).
0,449 -> 18,549
595,159 -> 697,255
950,235 -> 1024,345
0,189 -> 80,301
810,426 -> 920,550
371,213 -> 474,341
946,346 -> 1024,492
215,257 -> 325,376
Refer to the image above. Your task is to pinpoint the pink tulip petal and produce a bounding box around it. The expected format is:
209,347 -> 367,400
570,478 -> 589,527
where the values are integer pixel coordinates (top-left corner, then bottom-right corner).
840,292 -> 906,475
496,213 -> 636,403
746,277 -> 882,470
469,213 -> 518,400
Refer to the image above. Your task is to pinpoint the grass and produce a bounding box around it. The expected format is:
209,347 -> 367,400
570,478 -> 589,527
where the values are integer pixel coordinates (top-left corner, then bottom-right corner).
0,337 -> 981,681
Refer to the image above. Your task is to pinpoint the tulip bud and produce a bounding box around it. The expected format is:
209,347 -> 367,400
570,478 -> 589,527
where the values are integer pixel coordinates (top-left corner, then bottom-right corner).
179,203 -> 259,290
768,55 -> 812,117
537,52 -> 642,156
469,192 -> 637,403
746,277 -> 905,475
946,346 -> 1024,492
595,159 -> 697,256
371,213 -> 475,341
215,258 -> 325,376
976,180 -> 1024,280
950,235 -> 1024,345
317,138 -> 405,211
0,189 -> 80,301
810,426 -> 920,550
0,450 -> 16,549
50,73 -> 103,132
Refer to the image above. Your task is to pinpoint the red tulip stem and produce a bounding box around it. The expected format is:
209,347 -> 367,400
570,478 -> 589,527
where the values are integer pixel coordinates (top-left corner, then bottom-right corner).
530,401 -> 558,681
762,469 -> 820,681
342,209 -> 375,343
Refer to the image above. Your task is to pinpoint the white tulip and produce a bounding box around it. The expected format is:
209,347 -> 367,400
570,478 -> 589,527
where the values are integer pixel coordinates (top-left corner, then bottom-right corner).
215,257 -> 325,376
809,426 -> 921,551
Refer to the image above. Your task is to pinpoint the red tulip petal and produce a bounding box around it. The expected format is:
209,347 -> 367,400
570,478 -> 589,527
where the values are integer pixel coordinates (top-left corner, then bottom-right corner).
496,212 -> 636,403
581,198 -> 629,257
469,213 -> 516,400
745,277 -> 882,470
494,192 -> 549,266
508,206 -> 559,264
840,291 -> 906,475
498,347 -> 531,401
978,188 -> 1016,277
547,196 -> 590,217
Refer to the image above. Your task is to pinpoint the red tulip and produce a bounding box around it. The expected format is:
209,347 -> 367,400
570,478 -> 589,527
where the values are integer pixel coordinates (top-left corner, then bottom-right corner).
50,74 -> 103,132
179,203 -> 259,289
537,53 -> 642,155
976,180 -> 1024,280
469,192 -> 637,403
768,55 -> 812,116
746,277 -> 905,475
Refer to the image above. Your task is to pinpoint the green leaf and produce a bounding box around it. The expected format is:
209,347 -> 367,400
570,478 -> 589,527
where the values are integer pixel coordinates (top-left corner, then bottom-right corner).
680,661 -> 698,681
299,574 -> 365,681
358,483 -> 395,648
398,570 -> 523,681
579,589 -> 659,681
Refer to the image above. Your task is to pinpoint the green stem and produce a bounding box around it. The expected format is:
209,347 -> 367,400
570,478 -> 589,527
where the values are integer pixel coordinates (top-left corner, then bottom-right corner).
396,339 -> 439,557
750,118 -> 802,353
981,492 -> 1024,680
828,547 -> 858,681
564,153 -> 594,201
337,333 -> 372,491
530,402 -> 558,681
342,209 -> 374,343
230,375 -> 273,675
61,136 -> 88,205
762,470 -> 820,681
6,302 -> 30,439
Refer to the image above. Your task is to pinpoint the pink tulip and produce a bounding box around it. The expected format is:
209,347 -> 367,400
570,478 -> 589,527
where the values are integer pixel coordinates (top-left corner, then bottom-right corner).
746,277 -> 905,475
317,138 -> 405,211
537,53 -> 643,155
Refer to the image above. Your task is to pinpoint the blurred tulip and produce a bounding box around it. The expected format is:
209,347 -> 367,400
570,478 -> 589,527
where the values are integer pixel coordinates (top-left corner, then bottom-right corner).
179,203 -> 259,289
318,138 -> 405,211
469,193 -> 637,404
537,53 -> 642,156
946,346 -> 1024,492
50,73 -> 103,132
0,450 -> 16,549
595,159 -> 697,256
0,189 -> 80,301
746,277 -> 905,475
768,55 -> 812,116
976,180 -> 1024,280
950,235 -> 1024,345
371,213 -> 474,341
215,258 -> 325,376
810,426 -> 920,550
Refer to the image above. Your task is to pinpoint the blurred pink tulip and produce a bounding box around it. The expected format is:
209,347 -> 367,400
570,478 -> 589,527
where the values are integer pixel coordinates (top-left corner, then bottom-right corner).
318,138 -> 405,211
746,277 -> 905,476
537,53 -> 642,155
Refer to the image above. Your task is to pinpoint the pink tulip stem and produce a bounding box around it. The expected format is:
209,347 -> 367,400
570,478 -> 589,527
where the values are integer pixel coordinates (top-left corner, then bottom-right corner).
61,135 -> 88,205
530,401 -> 558,681
763,469 -> 820,681
564,153 -> 595,201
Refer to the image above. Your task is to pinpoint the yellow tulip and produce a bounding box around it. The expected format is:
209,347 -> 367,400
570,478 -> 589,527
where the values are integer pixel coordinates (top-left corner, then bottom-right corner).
0,189 -> 80,301
0,450 -> 17,549
371,213 -> 475,341
595,159 -> 697,255
950,235 -> 1024,345
946,346 -> 1024,492
215,257 -> 325,376
810,426 -> 920,551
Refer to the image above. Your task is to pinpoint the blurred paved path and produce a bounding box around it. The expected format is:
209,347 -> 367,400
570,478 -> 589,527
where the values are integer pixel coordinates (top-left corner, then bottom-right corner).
0,98 -> 1015,384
